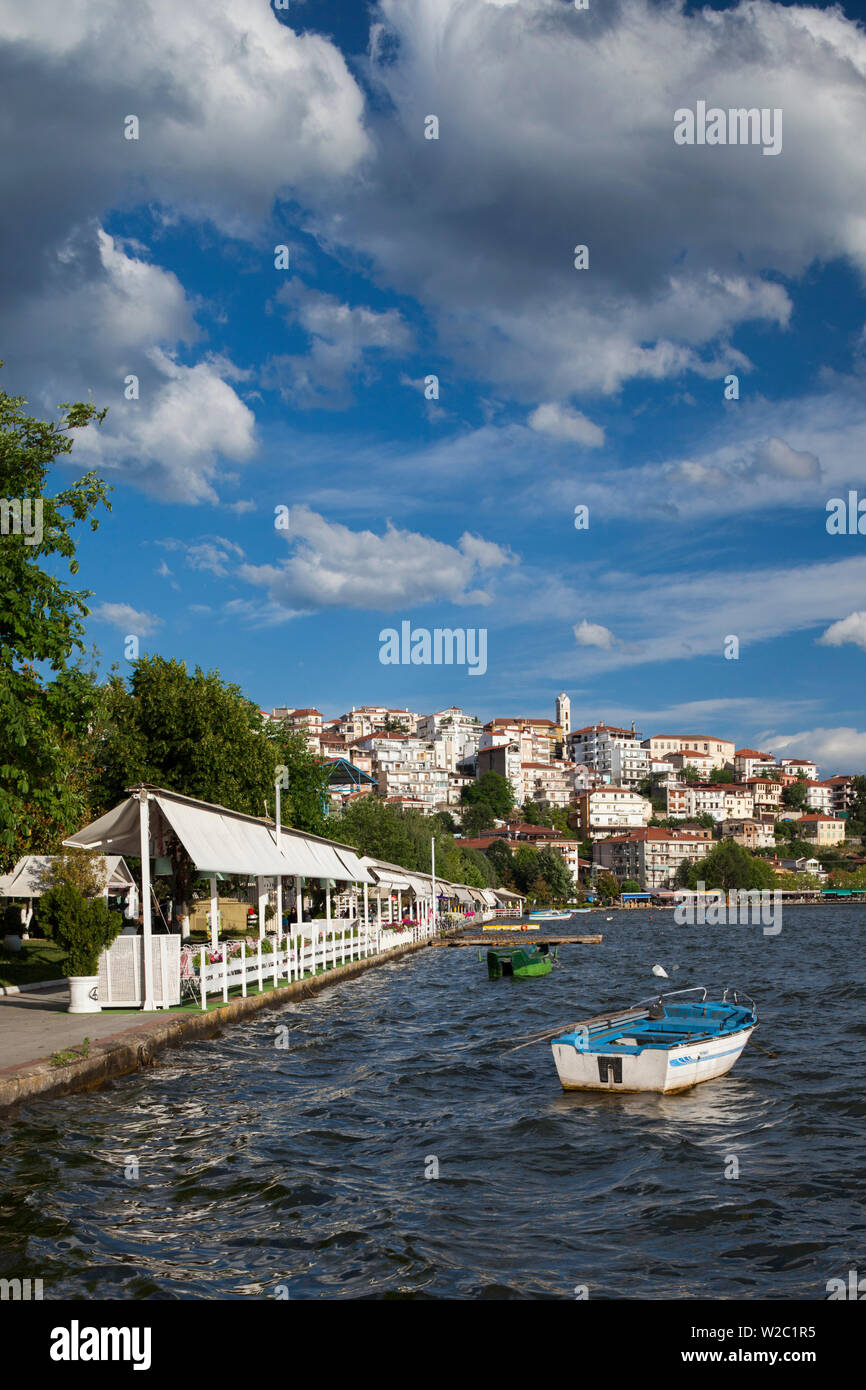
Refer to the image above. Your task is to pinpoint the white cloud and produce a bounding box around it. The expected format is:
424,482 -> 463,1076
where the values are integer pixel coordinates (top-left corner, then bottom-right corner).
74,345 -> 257,504
310,0 -> 866,399
762,727 -> 866,774
237,505 -> 516,612
573,619 -> 615,649
90,602 -> 162,635
818,611 -> 866,651
528,403 -> 605,447
266,285 -> 413,408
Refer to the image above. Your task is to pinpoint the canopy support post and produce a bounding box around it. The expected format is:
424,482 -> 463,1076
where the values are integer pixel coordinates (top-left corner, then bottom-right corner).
138,791 -> 155,1011
295,875 -> 302,980
256,875 -> 267,941
209,876 -> 218,950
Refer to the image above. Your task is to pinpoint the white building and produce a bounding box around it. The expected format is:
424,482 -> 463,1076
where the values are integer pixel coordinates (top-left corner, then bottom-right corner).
575,786 -> 653,836
556,692 -> 571,741
609,742 -> 652,787
642,734 -> 735,767
780,758 -> 819,781
734,748 -> 777,781
667,783 -> 755,822
568,722 -> 642,777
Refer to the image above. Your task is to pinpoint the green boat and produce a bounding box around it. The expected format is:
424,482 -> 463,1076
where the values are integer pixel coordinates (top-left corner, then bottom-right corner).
486,942 -> 555,979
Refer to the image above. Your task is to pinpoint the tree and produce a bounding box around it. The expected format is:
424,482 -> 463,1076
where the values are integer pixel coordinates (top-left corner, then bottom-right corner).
679,839 -> 777,891
509,845 -> 542,896
483,837 -> 515,885
269,724 -> 329,836
595,871 -> 621,904
782,781 -> 808,811
621,879 -> 641,892
336,795 -> 417,869
461,802 -> 498,838
95,656 -> 278,929
709,766 -> 736,784
536,846 -> 573,900
0,373 -> 111,869
461,770 -> 514,820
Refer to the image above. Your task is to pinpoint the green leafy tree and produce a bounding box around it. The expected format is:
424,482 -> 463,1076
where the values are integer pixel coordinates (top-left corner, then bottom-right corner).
679,838 -> 778,891
782,781 -> 808,811
621,878 -> 641,892
483,837 -> 515,885
461,802 -> 498,837
536,846 -> 573,900
270,725 -> 329,836
595,871 -> 621,904
461,770 -> 514,819
95,656 -> 277,928
509,845 -> 541,896
0,375 -> 111,869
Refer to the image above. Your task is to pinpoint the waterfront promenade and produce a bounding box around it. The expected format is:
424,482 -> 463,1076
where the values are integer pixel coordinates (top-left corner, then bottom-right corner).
0,934 -> 432,1112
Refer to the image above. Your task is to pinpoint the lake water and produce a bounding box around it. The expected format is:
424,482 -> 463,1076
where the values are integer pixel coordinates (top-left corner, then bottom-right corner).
1,905 -> 864,1299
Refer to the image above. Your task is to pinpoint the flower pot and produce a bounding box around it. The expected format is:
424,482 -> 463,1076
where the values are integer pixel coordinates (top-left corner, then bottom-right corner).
68,975 -> 101,1014
3,933 -> 23,954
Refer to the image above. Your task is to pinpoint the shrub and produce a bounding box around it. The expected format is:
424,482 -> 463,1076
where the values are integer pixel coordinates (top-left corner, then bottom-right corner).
39,853 -> 123,976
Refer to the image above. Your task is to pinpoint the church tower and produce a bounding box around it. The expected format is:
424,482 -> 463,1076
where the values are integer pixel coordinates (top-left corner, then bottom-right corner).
556,691 -> 571,740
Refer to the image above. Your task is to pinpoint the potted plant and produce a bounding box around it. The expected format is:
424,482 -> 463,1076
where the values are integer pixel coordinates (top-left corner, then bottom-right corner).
39,851 -> 123,1014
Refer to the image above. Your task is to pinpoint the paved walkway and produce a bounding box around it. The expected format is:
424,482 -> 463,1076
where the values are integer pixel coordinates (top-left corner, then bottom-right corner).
0,985 -> 165,1072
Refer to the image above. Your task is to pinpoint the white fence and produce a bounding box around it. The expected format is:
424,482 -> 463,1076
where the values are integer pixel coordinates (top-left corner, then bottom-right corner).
191,914 -> 439,1009
99,934 -> 181,1008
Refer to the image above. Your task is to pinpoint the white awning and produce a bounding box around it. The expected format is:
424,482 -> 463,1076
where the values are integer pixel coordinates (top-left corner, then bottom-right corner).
64,789 -> 370,883
0,854 -> 134,897
479,888 -> 498,907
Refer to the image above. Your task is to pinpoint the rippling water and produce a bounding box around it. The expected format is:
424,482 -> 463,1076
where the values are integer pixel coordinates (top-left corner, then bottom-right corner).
2,906 -> 865,1299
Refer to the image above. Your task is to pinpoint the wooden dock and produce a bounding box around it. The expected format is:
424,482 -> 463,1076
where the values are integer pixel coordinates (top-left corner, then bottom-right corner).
434,934 -> 603,947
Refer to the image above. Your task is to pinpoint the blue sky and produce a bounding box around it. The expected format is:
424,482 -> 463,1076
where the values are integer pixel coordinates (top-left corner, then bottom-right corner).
3,0 -> 866,771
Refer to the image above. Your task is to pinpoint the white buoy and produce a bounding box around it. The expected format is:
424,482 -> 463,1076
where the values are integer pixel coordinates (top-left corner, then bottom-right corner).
652,964 -> 669,979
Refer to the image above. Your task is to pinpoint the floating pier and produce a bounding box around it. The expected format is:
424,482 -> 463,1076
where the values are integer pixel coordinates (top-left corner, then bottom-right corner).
433,934 -> 603,947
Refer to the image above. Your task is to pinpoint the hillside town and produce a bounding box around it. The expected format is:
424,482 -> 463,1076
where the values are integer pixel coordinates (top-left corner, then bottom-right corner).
260,697 -> 865,894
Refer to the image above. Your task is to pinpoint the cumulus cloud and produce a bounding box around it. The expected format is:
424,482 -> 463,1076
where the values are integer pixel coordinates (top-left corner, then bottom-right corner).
306,0 -> 866,399
573,619 -> 615,649
89,602 -> 161,634
237,505 -> 517,612
73,347 -> 257,504
528,403 -> 605,447
265,284 -> 413,408
763,727 -> 866,774
818,611 -> 866,651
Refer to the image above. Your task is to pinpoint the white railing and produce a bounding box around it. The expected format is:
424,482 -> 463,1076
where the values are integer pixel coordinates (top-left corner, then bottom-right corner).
192,914 -> 438,1009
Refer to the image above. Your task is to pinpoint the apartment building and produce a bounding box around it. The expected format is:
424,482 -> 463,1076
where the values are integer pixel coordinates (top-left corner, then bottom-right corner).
796,814 -> 845,845
824,775 -> 859,815
746,778 -> 783,816
803,781 -> 834,814
667,783 -> 755,821
667,749 -> 715,781
780,757 -> 819,781
642,734 -> 735,766
482,717 -> 559,764
415,707 -> 483,771
575,786 -> 653,837
377,762 -> 449,812
593,828 -> 711,890
476,741 -> 524,804
733,748 -> 777,781
609,742 -> 652,787
520,761 -> 581,810
568,722 -> 641,775
719,818 -> 776,850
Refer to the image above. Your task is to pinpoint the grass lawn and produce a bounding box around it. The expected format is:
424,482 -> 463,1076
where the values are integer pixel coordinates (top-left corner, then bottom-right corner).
0,939 -> 67,988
